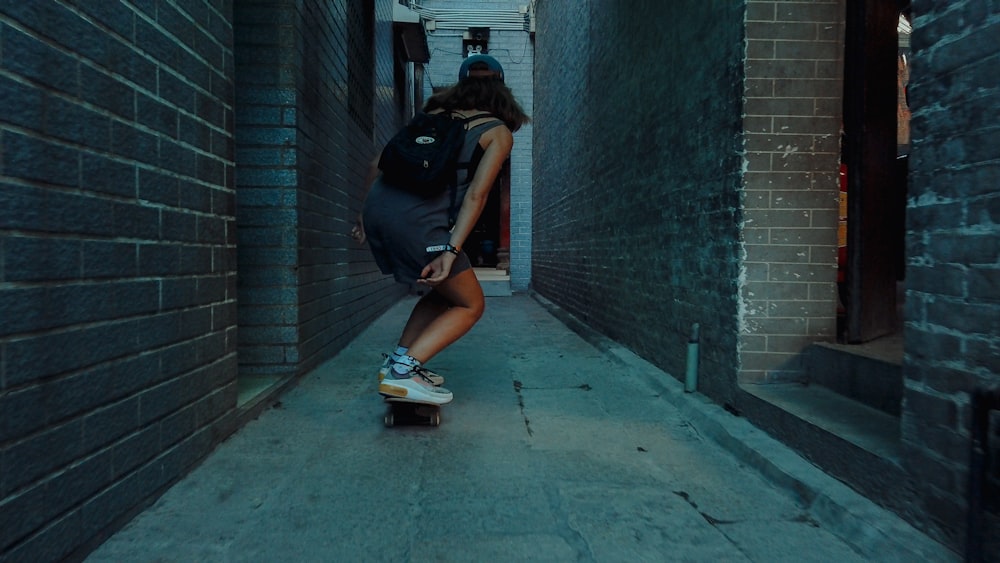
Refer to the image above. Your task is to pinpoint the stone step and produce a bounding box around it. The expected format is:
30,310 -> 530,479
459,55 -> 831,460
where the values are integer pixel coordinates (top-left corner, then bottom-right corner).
475,267 -> 511,296
738,336 -> 909,526
806,338 -> 903,417
739,382 -> 911,521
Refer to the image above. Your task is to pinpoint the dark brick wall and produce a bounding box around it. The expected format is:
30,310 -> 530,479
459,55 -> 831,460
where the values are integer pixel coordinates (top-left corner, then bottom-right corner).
532,0 -> 746,403
905,0 -> 1000,551
295,0 -> 404,373
233,0 -> 404,378
0,1 -> 237,560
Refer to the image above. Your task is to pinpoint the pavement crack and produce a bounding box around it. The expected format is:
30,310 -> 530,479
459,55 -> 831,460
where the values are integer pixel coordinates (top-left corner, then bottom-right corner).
513,382 -> 592,391
789,512 -> 821,527
673,490 -> 741,526
672,490 -> 753,559
512,379 -> 533,436
672,490 -> 696,508
700,512 -> 739,526
678,420 -> 703,441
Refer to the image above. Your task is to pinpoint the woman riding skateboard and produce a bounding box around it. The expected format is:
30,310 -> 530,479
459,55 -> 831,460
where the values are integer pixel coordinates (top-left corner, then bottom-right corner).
353,54 -> 529,406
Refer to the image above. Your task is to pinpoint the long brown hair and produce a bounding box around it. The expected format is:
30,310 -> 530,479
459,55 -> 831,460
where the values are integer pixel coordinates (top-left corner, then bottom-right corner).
424,76 -> 530,133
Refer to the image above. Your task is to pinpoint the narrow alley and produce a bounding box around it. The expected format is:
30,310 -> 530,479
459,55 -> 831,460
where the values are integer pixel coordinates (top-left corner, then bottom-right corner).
84,294 -> 949,562
2,1 -> 998,561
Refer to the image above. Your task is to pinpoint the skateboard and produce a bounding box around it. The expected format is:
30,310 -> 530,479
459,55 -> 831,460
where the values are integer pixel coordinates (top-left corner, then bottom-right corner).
383,397 -> 442,427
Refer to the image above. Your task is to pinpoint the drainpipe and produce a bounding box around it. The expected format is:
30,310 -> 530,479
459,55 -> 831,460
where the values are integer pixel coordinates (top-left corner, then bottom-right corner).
684,323 -> 700,393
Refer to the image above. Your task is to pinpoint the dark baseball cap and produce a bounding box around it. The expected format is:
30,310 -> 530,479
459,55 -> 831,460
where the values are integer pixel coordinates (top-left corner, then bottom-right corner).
458,54 -> 504,81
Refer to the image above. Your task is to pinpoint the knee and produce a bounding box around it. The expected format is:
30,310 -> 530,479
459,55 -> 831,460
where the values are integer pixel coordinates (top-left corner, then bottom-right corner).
460,294 -> 484,324
470,298 -> 485,322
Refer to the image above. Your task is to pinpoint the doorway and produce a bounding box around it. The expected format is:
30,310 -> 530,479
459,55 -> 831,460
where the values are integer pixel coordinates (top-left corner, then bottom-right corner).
464,160 -> 511,269
839,0 -> 911,344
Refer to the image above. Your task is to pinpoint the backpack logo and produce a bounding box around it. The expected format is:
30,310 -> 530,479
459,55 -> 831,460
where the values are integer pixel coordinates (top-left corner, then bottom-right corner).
415,136 -> 436,145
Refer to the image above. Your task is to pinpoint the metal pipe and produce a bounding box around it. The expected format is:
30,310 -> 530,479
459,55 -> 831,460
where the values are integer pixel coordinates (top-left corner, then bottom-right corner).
684,323 -> 700,393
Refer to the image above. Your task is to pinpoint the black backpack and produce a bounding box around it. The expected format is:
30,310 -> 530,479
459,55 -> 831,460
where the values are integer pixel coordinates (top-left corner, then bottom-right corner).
378,110 -> 495,198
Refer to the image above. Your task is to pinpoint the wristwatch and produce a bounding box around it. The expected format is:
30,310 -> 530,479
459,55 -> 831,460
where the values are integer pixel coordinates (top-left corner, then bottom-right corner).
425,244 -> 461,255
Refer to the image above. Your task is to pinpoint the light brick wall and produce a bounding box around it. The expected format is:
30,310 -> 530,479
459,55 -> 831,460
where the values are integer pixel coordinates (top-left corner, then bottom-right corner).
904,0 -> 1000,549
741,0 -> 845,383
415,0 -> 534,290
0,1 -> 237,560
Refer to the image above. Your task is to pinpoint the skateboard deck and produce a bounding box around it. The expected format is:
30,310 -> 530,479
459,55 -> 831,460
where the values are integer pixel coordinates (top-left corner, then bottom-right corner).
383,398 -> 442,427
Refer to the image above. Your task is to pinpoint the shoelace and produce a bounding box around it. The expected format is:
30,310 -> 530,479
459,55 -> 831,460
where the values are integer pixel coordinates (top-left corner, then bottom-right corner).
412,365 -> 437,385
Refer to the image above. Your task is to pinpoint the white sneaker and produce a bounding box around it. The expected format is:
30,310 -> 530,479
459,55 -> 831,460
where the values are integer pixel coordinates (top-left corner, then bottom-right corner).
379,366 -> 453,405
378,354 -> 445,386
377,354 -> 392,381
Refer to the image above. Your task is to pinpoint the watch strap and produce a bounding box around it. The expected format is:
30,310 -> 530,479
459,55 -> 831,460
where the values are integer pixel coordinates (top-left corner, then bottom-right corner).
425,244 -> 461,255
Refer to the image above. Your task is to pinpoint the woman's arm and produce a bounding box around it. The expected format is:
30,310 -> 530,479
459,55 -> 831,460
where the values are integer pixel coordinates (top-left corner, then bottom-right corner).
418,125 -> 513,284
448,126 -> 514,254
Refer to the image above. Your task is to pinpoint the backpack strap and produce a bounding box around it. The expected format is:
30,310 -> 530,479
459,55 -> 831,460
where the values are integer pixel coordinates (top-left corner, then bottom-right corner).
437,111 -> 502,226
435,110 -> 495,120
451,111 -> 499,125
454,118 -> 505,183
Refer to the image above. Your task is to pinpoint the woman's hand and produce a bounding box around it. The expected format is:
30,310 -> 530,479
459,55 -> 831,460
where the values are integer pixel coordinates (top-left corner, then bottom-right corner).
417,252 -> 457,286
350,213 -> 366,245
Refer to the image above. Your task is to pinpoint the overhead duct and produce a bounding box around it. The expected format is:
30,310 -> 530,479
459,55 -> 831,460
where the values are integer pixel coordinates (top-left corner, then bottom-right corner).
406,2 -> 533,33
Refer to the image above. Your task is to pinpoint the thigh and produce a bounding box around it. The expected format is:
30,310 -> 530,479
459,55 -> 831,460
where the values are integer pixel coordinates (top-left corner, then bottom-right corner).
432,268 -> 484,311
419,288 -> 452,309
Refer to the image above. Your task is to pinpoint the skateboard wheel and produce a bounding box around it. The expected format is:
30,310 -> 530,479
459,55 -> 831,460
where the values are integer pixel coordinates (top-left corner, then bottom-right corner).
430,411 -> 441,426
384,413 -> 395,427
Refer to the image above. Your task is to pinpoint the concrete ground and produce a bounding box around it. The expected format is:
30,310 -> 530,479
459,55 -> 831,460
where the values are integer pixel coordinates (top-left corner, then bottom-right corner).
86,294 -> 956,562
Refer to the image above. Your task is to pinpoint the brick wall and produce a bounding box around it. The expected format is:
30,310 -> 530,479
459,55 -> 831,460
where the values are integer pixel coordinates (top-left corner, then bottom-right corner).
416,0 -> 534,290
532,0 -> 746,404
0,1 -> 237,560
741,0 -> 844,383
234,0 -> 404,378
905,0 -> 1000,550
233,0 -> 300,376
295,0 -> 405,371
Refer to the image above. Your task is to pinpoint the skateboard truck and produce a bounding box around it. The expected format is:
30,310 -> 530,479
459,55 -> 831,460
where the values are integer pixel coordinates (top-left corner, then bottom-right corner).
383,398 -> 442,427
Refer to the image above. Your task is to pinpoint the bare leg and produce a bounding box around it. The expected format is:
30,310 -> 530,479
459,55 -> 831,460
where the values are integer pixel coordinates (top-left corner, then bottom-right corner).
405,268 -> 485,363
398,291 -> 452,348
